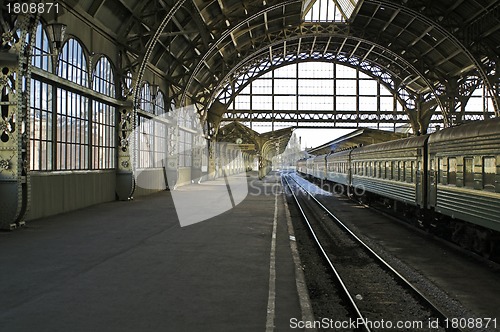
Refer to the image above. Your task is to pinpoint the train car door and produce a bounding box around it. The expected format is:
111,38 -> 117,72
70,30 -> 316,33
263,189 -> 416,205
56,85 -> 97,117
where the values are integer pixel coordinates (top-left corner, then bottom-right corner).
428,157 -> 437,207
416,160 -> 422,206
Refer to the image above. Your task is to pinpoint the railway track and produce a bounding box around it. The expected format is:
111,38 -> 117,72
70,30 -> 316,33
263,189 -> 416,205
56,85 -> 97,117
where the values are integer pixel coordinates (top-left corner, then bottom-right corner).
282,173 -> 462,332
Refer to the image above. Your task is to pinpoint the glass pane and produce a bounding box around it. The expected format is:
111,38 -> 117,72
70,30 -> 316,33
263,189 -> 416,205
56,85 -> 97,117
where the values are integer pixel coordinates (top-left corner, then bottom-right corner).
464,158 -> 474,187
483,157 -> 495,190
448,158 -> 456,185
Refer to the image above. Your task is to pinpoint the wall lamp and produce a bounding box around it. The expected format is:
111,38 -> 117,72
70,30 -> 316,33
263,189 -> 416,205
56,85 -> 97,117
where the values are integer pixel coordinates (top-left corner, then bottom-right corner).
45,22 -> 67,55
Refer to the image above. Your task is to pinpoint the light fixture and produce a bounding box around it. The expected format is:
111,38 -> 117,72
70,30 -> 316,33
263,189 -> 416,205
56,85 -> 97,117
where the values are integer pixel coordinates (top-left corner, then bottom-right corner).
45,22 -> 67,54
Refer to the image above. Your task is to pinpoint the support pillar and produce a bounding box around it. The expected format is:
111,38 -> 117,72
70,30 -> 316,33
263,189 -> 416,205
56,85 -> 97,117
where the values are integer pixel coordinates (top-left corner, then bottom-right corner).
116,105 -> 135,200
164,122 -> 178,189
0,16 -> 35,229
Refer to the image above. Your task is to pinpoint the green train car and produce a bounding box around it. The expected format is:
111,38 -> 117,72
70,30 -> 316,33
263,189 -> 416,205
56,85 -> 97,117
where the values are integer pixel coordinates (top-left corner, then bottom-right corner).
298,117 -> 500,257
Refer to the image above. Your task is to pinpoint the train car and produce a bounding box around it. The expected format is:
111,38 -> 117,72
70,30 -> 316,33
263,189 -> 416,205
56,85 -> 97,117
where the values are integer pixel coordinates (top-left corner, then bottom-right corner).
325,150 -> 351,186
305,156 -> 315,177
427,118 -> 500,250
295,118 -> 500,257
296,158 -> 308,175
313,154 -> 327,180
350,135 -> 429,209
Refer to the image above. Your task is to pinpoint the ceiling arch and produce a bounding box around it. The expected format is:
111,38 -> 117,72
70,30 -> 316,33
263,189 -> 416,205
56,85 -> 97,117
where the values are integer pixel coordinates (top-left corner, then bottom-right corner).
214,55 -> 417,114
169,1 -> 498,128
194,30 -> 443,131
52,0 -> 499,130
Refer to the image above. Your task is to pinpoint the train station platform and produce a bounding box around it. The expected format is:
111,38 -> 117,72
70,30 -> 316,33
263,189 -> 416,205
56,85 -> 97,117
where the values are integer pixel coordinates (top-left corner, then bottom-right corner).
0,172 -> 312,332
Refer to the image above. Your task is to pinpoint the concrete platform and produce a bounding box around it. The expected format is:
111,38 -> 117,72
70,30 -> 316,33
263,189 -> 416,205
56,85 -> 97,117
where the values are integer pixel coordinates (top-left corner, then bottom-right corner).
0,172 -> 311,332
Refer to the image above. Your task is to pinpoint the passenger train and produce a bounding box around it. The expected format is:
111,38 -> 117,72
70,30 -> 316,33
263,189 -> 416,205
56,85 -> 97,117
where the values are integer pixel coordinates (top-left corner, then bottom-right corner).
297,117 -> 500,258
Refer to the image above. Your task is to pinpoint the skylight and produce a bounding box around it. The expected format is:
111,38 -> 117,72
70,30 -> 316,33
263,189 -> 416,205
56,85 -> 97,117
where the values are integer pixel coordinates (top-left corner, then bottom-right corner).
304,0 -> 362,22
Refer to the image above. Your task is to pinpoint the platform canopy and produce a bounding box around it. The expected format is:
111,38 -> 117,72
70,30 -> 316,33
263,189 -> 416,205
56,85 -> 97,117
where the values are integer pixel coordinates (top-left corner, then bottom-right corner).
307,127 -> 409,155
217,122 -> 293,159
68,0 -> 499,132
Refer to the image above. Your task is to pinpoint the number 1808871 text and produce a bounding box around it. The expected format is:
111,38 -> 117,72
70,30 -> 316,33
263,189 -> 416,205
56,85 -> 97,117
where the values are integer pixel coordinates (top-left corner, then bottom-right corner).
6,2 -> 59,14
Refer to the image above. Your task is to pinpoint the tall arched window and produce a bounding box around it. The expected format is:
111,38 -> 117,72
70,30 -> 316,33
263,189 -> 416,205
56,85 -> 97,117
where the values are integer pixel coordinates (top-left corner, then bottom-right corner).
56,38 -> 89,170
137,83 -> 154,168
137,85 -> 169,168
57,38 -> 89,86
30,23 -> 53,170
92,56 -> 116,169
155,91 -> 165,114
31,23 -> 51,71
139,83 -> 153,113
29,28 -> 120,172
154,91 -> 167,165
178,109 -> 193,167
93,56 -> 115,96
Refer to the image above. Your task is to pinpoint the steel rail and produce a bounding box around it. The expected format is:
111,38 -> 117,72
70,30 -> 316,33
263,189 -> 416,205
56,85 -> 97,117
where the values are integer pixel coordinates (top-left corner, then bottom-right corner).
286,173 -> 462,332
282,175 -> 372,332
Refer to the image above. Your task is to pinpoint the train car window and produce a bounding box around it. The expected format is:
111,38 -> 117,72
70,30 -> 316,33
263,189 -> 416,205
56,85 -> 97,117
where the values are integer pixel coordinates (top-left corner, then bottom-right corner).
410,161 -> 415,183
397,161 -> 402,181
378,162 -> 382,178
430,159 -> 435,182
448,158 -> 457,185
417,161 -> 422,183
483,157 -> 496,191
464,158 -> 474,188
401,161 -> 406,181
438,158 -> 443,184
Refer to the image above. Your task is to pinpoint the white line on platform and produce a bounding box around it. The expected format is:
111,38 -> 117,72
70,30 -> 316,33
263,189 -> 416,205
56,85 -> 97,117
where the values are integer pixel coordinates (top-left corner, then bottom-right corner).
265,192 -> 278,332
